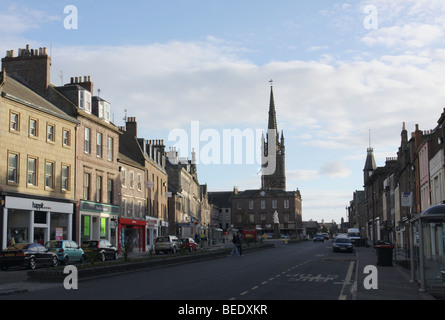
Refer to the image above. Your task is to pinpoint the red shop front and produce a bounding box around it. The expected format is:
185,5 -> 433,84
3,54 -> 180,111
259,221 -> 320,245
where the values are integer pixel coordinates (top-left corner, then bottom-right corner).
118,218 -> 146,253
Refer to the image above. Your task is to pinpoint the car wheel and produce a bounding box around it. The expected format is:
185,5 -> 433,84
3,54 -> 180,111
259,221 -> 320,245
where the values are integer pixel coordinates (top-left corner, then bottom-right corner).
100,252 -> 106,262
79,255 -> 84,264
114,251 -> 118,260
28,257 -> 36,270
52,256 -> 59,267
172,246 -> 176,254
63,256 -> 69,265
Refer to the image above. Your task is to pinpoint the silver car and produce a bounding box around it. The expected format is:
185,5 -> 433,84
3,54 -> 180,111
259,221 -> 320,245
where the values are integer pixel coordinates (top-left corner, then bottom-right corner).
155,235 -> 182,254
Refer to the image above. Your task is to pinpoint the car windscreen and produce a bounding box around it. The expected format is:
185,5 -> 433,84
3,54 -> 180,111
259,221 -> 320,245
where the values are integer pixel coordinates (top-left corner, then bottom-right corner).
335,238 -> 350,243
156,237 -> 170,242
348,233 -> 360,237
45,241 -> 63,249
83,241 -> 99,247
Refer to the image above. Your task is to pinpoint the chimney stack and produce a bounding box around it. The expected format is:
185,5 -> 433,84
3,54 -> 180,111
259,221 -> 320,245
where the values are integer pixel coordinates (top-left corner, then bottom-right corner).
125,116 -> 137,137
2,44 -> 51,95
69,75 -> 93,93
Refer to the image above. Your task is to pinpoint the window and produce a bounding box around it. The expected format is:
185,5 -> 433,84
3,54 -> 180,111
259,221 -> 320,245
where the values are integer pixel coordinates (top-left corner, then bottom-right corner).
8,152 -> 19,183
10,112 -> 19,132
83,173 -> 90,200
107,178 -> 113,204
63,130 -> 70,146
79,90 -> 91,112
47,124 -> 55,142
261,199 -> 266,209
237,200 -> 242,210
121,198 -> 127,215
138,201 -> 142,217
96,176 -> 102,202
121,168 -> 126,186
29,119 -> 38,137
45,161 -> 54,189
284,199 -> 289,209
272,199 -> 277,209
107,137 -> 113,161
249,200 -> 254,210
130,171 -> 134,189
96,132 -> 102,158
137,174 -> 142,190
84,127 -> 91,153
27,157 -> 37,186
283,213 -> 289,223
61,165 -> 69,191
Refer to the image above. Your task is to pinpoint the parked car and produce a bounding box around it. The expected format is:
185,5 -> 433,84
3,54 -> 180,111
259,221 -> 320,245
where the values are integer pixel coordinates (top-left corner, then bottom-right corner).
81,239 -> 118,261
155,235 -> 182,254
313,234 -> 324,242
332,237 -> 353,253
322,233 -> 330,240
180,237 -> 198,252
45,240 -> 85,264
0,243 -> 59,270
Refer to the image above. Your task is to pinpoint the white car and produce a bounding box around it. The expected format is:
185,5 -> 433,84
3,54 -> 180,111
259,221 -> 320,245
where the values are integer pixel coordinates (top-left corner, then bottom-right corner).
155,235 -> 182,254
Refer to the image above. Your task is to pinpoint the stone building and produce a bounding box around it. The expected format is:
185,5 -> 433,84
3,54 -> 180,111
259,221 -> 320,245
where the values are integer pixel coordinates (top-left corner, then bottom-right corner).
231,84 -> 303,237
119,116 -> 169,249
0,47 -> 79,248
118,118 -> 147,252
166,148 -> 203,238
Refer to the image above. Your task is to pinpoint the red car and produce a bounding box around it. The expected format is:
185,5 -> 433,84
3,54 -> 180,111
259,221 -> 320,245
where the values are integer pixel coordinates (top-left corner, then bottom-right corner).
180,237 -> 198,252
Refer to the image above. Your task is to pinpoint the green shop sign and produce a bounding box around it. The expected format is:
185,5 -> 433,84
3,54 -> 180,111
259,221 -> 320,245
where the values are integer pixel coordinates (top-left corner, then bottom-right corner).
80,201 -> 119,214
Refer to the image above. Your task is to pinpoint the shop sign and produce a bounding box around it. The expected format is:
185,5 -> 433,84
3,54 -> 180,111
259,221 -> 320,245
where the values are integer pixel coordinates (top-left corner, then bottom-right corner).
56,228 -> 64,240
80,200 -> 119,214
5,196 -> 73,213
147,219 -> 158,228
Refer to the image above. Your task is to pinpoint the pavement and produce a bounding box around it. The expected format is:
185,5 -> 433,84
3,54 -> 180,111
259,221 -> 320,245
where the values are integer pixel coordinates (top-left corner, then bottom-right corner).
1,240 -> 443,299
353,246 -> 440,300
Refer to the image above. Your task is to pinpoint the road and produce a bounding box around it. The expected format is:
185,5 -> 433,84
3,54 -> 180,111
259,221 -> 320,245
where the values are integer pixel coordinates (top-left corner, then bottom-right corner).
1,240 -> 357,301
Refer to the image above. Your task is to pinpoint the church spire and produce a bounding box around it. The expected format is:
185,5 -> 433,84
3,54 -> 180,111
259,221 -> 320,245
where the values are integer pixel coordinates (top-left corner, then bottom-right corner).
268,80 -> 277,131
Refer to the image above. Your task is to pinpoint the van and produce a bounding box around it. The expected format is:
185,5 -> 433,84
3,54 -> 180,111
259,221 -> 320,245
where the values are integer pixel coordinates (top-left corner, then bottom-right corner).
347,228 -> 361,244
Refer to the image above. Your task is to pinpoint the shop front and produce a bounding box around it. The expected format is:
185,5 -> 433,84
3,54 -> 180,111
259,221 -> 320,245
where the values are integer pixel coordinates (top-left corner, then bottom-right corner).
79,200 -> 119,247
1,194 -> 74,249
146,217 -> 159,250
118,218 -> 146,253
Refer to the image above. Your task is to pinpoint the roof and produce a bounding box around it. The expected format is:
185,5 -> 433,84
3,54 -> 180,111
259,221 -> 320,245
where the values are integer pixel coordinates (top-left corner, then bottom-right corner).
1,73 -> 79,124
232,188 -> 300,199
208,191 -> 233,208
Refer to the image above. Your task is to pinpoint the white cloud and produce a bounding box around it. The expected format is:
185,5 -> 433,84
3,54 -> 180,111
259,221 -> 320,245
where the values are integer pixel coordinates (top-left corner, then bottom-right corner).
362,23 -> 444,48
0,4 -> 60,35
319,161 -> 352,178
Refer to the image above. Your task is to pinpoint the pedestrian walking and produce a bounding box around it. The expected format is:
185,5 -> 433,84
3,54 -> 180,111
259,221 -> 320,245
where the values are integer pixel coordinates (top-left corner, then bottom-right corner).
231,233 -> 240,256
236,232 -> 243,256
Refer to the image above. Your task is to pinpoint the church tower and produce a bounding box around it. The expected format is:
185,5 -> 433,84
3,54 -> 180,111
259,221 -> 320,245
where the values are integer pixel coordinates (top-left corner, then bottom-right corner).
262,82 -> 286,190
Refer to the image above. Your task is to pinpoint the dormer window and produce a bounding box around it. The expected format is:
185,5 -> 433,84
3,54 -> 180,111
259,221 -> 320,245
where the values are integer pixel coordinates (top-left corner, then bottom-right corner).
79,90 -> 91,113
93,97 -> 111,122
97,100 -> 110,122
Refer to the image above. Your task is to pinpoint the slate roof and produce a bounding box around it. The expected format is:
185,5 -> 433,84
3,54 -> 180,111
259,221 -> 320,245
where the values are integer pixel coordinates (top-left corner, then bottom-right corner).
1,72 -> 79,124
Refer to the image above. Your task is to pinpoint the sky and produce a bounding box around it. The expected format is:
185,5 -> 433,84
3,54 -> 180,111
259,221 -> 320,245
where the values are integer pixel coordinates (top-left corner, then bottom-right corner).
2,0 -> 445,224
